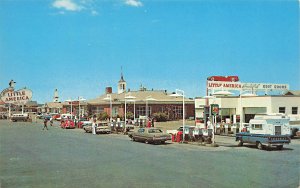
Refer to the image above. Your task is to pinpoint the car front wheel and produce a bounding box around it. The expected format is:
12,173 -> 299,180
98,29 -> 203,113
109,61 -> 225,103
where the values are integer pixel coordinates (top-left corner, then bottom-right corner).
237,139 -> 243,147
276,145 -> 283,150
257,142 -> 263,150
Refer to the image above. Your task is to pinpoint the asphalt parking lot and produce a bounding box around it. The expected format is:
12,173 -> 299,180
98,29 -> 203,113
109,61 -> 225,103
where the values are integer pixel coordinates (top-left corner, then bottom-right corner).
1,120 -> 299,188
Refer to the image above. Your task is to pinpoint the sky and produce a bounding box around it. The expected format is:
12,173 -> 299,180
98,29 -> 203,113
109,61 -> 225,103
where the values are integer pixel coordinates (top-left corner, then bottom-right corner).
0,0 -> 299,103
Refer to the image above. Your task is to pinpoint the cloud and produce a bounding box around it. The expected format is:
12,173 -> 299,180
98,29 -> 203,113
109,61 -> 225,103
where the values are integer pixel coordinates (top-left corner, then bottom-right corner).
52,0 -> 83,11
91,10 -> 98,15
124,0 -> 143,7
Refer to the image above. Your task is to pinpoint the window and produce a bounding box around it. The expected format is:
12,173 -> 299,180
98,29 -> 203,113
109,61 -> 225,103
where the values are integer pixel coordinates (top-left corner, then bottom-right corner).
136,106 -> 151,117
252,124 -> 262,130
279,107 -> 285,114
92,106 -> 104,114
173,106 -> 183,118
292,107 -> 298,114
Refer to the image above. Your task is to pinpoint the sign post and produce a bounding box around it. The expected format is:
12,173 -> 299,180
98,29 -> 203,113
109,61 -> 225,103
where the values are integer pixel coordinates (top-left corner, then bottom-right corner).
210,104 -> 219,144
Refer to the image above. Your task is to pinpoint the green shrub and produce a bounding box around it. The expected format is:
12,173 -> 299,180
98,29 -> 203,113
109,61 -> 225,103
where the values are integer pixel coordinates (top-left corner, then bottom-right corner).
152,112 -> 169,122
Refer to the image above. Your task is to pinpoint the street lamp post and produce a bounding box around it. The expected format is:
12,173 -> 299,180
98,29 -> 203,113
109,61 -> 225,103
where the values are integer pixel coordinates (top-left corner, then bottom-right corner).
78,97 -> 86,119
170,89 -> 185,143
145,96 -> 156,118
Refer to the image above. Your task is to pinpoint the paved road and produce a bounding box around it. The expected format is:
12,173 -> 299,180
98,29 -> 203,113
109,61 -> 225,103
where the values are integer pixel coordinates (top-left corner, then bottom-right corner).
0,120 -> 299,188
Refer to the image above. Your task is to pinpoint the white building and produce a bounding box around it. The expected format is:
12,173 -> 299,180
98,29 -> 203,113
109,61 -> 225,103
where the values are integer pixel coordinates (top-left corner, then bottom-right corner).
195,91 -> 300,123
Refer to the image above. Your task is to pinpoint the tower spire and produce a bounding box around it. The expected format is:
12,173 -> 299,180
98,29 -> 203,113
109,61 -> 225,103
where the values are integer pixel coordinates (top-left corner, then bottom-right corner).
119,66 -> 125,82
118,66 -> 127,94
121,66 -> 124,81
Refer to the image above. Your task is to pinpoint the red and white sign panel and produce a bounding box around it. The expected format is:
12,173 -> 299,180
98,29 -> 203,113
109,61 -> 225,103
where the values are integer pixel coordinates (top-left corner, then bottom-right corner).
207,81 -> 242,90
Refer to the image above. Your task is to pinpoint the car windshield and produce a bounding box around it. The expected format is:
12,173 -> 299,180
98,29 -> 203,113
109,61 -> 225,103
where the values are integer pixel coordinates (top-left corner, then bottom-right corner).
148,129 -> 163,133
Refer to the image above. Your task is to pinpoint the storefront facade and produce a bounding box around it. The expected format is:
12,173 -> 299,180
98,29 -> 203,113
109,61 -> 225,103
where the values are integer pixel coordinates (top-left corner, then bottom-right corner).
195,94 -> 300,124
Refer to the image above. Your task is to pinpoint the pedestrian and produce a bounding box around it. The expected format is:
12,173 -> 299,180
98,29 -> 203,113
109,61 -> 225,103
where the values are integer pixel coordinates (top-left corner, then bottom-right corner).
220,120 -> 225,134
151,118 -> 156,127
43,118 -> 48,130
50,117 -> 53,126
92,119 -> 96,135
147,119 -> 151,128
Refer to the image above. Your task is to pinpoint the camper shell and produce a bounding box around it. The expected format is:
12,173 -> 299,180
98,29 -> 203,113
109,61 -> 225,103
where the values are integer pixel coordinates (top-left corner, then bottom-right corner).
236,115 -> 291,150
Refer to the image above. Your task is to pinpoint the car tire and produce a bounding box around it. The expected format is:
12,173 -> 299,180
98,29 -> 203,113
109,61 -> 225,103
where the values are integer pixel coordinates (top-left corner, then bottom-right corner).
276,145 -> 283,150
257,142 -> 263,150
132,137 -> 135,142
237,139 -> 243,147
161,141 -> 166,144
145,140 -> 149,144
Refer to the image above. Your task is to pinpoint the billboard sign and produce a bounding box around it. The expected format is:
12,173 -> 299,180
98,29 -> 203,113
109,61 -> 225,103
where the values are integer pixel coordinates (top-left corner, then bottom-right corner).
207,81 -> 289,91
207,81 -> 242,90
241,83 -> 289,90
1,88 -> 33,104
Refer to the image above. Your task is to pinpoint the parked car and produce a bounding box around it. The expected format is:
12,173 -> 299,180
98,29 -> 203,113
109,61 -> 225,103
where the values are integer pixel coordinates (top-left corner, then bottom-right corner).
166,125 -> 195,135
84,122 -> 111,134
37,114 -> 45,119
60,114 -> 73,120
61,119 -> 75,129
207,76 -> 239,82
128,128 -> 171,144
11,113 -> 29,122
52,114 -> 61,120
77,118 -> 91,128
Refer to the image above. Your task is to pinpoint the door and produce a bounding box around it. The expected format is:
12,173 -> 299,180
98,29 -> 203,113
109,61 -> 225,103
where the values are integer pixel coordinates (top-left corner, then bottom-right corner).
275,126 -> 281,135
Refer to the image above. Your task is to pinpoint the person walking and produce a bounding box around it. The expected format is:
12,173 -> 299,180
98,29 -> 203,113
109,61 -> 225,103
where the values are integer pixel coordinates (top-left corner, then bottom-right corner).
92,119 -> 97,135
43,118 -> 48,130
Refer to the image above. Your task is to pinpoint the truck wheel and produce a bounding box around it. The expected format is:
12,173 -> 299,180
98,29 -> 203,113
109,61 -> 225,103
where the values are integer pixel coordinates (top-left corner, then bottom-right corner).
237,140 -> 243,147
257,142 -> 263,150
276,145 -> 283,150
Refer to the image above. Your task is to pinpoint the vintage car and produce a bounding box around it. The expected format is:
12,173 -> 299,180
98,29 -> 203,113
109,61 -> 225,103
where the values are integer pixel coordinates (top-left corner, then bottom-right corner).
11,113 -> 29,122
52,114 -> 61,120
207,76 -> 239,82
128,128 -> 171,144
84,122 -> 111,134
78,119 -> 92,128
61,119 -> 75,129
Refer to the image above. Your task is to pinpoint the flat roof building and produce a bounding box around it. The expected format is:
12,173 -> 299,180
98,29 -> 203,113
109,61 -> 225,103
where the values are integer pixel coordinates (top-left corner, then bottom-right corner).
195,91 -> 300,124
